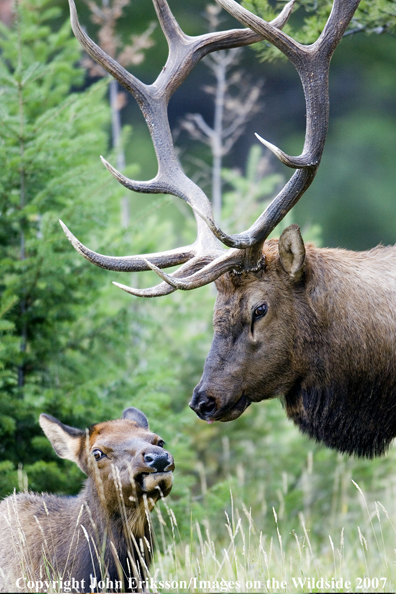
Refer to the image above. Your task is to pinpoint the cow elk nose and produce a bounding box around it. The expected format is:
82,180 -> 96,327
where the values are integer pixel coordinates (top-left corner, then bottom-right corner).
190,390 -> 217,419
144,452 -> 172,472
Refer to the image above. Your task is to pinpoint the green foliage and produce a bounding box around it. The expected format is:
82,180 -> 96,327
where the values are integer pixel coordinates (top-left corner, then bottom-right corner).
0,0 -> 115,495
351,0 -> 396,35
151,469 -> 396,592
0,0 -> 215,514
241,0 -> 396,62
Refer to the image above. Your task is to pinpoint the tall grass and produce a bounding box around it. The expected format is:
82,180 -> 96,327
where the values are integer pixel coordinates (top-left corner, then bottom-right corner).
3,432 -> 396,593
3,486 -> 395,593
150,477 -> 396,593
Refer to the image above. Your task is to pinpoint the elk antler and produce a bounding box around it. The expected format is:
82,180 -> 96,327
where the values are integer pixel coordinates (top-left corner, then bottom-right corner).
61,0 -> 360,296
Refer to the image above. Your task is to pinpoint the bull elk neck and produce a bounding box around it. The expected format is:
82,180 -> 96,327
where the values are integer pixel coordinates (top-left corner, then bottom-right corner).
0,407 -> 174,593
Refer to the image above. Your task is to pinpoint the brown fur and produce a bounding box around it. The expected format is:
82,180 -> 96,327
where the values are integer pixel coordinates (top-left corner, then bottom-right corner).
191,227 -> 396,458
0,408 -> 174,593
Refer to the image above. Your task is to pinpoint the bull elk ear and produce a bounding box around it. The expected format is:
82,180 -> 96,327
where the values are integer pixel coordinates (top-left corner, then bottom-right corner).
278,224 -> 306,281
39,414 -> 86,472
122,407 -> 149,430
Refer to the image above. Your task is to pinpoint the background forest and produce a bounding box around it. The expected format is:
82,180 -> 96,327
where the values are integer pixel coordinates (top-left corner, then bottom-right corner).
1,0 -> 396,590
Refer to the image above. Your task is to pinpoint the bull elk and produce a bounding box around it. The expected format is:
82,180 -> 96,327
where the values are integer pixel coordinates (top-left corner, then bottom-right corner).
0,408 -> 174,593
60,0 -> 396,458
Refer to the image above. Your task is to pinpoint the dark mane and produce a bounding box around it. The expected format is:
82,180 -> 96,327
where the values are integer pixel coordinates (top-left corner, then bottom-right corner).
285,375 -> 396,458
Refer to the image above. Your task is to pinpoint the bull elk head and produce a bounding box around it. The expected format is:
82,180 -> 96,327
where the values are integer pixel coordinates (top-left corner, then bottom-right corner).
61,1 -> 396,460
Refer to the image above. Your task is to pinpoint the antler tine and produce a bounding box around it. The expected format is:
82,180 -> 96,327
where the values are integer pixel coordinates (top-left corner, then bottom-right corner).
152,0 -> 295,50
143,249 -> 244,290
100,156 -> 184,198
67,0 -> 147,102
112,249 -> 244,294
152,0 -> 186,47
113,248 -> 238,295
113,280 -> 177,298
59,220 -> 196,272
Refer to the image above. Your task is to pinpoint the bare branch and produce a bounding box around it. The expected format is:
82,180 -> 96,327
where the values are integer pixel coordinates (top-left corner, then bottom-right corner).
184,114 -> 215,141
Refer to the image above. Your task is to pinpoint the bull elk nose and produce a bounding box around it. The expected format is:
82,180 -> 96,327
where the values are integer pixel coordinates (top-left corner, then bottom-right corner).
189,390 -> 217,420
144,451 -> 173,472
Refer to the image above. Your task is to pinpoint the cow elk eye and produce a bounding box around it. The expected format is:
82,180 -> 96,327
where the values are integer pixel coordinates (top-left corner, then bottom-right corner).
93,449 -> 105,461
157,440 -> 165,448
253,303 -> 268,321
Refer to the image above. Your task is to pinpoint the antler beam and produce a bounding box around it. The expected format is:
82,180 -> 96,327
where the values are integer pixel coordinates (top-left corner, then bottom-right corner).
62,0 -> 360,295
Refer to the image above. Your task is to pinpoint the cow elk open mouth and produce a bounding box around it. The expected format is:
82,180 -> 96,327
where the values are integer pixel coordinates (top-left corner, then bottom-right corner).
139,470 -> 174,499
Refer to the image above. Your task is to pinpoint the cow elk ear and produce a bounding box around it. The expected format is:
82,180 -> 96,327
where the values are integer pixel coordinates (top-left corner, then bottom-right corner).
122,407 -> 149,430
278,224 -> 306,281
39,414 -> 86,472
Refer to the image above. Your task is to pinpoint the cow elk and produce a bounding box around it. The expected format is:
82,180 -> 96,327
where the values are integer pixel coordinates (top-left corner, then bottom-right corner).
60,0 -> 396,458
0,408 -> 174,593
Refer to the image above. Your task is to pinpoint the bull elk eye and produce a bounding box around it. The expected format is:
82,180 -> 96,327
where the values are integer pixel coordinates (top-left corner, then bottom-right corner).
157,439 -> 165,448
253,302 -> 268,321
93,449 -> 105,461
